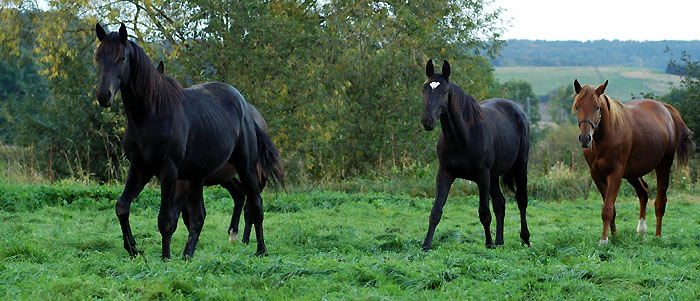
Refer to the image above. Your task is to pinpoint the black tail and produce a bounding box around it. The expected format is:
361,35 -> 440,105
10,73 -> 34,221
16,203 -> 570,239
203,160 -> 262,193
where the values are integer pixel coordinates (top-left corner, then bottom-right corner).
501,169 -> 516,192
254,123 -> 286,191
664,103 -> 695,167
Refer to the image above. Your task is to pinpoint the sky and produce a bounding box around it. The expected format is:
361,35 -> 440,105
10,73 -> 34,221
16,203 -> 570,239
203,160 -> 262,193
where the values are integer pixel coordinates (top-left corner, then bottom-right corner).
493,0 -> 700,41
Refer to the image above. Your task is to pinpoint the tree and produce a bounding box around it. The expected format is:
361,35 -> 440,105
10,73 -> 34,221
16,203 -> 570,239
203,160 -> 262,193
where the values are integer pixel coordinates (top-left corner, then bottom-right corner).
2,0 -> 506,181
668,52 -> 700,145
547,84 -> 576,125
500,79 -> 540,124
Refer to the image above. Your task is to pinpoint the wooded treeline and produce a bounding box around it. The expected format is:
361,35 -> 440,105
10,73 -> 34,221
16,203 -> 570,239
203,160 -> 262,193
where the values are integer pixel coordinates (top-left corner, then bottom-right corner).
0,0 -> 519,182
493,39 -> 700,70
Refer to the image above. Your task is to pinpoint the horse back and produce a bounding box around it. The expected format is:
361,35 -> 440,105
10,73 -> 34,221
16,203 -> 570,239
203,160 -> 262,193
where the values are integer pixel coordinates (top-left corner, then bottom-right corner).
481,98 -> 529,175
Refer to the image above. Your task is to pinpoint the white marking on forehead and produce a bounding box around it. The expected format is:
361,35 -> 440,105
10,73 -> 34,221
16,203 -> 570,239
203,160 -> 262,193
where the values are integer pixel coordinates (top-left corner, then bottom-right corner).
429,82 -> 440,89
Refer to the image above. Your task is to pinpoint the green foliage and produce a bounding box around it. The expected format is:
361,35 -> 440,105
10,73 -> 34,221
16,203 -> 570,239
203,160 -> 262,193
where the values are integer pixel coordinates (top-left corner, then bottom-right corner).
668,52 -> 700,145
547,84 -> 576,124
1,184 -> 700,298
498,79 -> 540,124
2,0 -> 505,182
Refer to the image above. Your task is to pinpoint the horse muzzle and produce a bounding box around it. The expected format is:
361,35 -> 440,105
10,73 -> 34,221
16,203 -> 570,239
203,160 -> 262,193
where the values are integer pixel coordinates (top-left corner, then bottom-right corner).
578,134 -> 592,148
422,116 -> 436,131
96,90 -> 113,107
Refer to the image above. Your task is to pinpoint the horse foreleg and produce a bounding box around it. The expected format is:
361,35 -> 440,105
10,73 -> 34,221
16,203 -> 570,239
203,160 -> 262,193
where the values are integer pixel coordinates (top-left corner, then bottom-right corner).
422,168 -> 455,251
600,168 -> 623,245
157,162 -> 180,260
182,181 -> 206,260
627,177 -> 649,238
654,156 -> 673,237
476,172 -> 493,248
116,166 -> 151,257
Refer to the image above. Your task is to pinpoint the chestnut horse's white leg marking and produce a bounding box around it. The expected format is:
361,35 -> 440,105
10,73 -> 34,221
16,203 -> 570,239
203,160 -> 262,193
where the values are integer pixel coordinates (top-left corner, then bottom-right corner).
229,229 -> 239,243
637,218 -> 647,237
599,238 -> 609,246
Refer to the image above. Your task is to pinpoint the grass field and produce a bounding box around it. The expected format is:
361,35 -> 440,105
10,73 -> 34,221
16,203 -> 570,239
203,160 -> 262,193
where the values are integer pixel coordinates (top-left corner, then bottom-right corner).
2,184 -> 700,299
495,66 -> 682,98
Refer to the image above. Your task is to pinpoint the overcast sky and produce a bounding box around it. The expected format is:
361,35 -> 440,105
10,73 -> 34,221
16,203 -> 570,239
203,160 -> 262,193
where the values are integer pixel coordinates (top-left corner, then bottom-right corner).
493,0 -> 700,41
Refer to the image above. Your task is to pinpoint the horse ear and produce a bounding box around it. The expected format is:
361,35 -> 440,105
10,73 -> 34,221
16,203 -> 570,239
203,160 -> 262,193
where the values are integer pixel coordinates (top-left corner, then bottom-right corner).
119,23 -> 128,44
442,60 -> 450,81
574,79 -> 581,94
96,23 -> 106,42
596,80 -> 608,96
157,61 -> 164,74
426,60 -> 434,78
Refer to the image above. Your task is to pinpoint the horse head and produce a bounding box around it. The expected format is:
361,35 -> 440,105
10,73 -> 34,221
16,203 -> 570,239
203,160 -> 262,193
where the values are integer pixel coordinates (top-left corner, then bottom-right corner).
94,23 -> 133,107
421,59 -> 451,131
573,79 -> 608,148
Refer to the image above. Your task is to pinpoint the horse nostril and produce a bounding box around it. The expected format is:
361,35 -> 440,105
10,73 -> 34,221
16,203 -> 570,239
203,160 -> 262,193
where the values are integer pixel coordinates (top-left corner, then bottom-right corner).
106,91 -> 112,98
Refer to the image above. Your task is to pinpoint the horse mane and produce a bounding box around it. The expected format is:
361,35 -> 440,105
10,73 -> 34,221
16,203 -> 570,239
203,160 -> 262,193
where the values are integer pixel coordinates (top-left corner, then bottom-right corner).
425,74 -> 484,126
450,84 -> 485,126
96,35 -> 183,116
572,85 -> 626,128
128,41 -> 183,116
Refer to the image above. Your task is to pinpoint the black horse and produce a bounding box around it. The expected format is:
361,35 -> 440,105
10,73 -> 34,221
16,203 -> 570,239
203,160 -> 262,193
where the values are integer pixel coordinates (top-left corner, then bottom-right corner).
420,60 -> 531,250
94,24 -> 283,259
158,61 -> 279,244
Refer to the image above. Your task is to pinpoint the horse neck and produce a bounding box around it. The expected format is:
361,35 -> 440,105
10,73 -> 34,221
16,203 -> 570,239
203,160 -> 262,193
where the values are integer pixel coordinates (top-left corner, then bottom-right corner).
439,85 -> 477,143
592,95 -> 617,145
120,86 -> 150,124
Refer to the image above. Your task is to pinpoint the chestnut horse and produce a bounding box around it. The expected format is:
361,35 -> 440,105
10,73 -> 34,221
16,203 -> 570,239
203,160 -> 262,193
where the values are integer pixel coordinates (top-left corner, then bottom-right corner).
572,80 -> 695,245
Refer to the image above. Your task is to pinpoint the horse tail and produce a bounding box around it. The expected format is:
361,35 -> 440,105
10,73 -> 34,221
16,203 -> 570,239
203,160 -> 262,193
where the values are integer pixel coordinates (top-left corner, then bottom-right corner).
664,103 -> 695,167
254,122 -> 286,191
501,169 -> 517,192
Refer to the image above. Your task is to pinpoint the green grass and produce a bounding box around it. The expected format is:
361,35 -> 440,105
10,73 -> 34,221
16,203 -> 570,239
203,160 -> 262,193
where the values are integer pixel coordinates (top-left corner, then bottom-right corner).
1,184 -> 700,299
495,66 -> 682,98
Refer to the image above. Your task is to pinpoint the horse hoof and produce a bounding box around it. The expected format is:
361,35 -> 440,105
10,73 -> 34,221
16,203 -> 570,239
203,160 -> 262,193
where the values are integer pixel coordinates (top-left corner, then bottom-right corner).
129,249 -> 144,258
421,244 -> 432,252
599,238 -> 609,246
521,241 -> 532,247
255,249 -> 268,257
229,231 -> 239,243
637,218 -> 647,237
486,243 -> 495,249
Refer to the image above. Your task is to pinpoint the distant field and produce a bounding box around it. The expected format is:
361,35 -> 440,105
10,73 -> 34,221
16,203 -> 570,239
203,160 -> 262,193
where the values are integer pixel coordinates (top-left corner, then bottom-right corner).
495,66 -> 682,98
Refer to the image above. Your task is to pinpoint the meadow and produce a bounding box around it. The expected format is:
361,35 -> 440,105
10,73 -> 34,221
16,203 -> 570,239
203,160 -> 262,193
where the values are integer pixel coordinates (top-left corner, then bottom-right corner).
495,66 -> 681,98
2,182 -> 700,299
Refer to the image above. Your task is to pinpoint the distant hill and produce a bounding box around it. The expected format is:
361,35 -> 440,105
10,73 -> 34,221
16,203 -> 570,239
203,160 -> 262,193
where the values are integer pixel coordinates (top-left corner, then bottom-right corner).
492,40 -> 700,69
495,66 -> 681,98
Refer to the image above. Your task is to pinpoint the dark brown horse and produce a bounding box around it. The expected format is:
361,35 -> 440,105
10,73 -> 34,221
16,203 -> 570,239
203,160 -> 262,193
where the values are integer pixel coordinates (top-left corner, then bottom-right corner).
158,61 -> 274,244
572,80 -> 695,245
94,24 -> 284,259
421,60 -> 531,250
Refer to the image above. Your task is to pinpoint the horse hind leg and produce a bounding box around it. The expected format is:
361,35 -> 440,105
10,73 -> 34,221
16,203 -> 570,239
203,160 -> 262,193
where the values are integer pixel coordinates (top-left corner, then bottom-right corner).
182,180 -> 206,260
221,178 -> 246,242
231,145 -> 267,256
514,165 -> 531,246
489,176 -> 506,246
626,177 -> 649,238
654,155 -> 673,237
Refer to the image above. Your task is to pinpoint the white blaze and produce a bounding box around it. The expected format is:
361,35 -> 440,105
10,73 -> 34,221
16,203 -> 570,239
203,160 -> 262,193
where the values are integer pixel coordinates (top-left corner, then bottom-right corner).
430,82 -> 440,89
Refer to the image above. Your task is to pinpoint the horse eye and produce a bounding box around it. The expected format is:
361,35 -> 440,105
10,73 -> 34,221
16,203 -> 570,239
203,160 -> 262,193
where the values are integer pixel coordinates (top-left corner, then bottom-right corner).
118,56 -> 126,62
595,106 -> 601,111
575,106 -> 579,111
